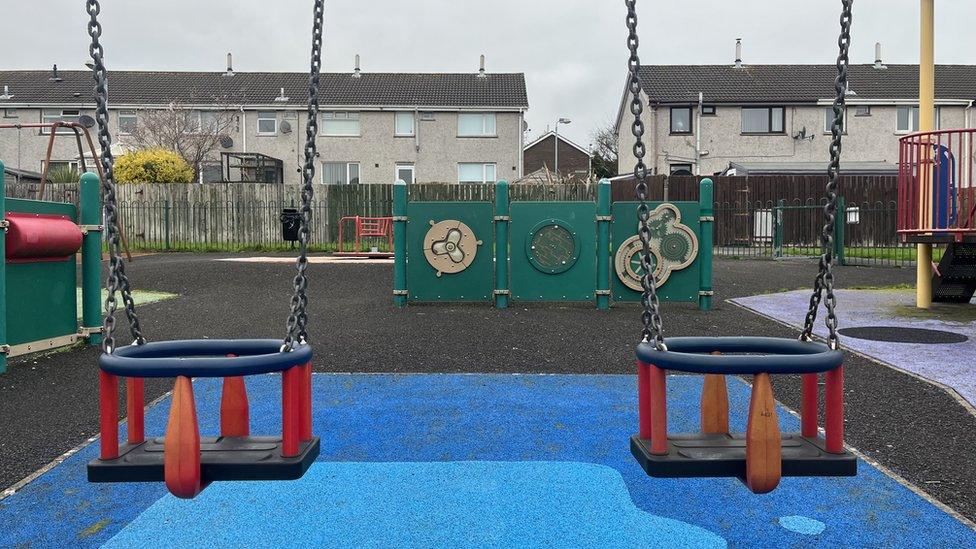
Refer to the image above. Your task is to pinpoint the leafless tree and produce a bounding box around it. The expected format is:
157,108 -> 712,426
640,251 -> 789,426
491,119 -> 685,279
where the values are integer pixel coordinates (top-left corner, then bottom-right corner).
590,118 -> 619,179
124,102 -> 238,178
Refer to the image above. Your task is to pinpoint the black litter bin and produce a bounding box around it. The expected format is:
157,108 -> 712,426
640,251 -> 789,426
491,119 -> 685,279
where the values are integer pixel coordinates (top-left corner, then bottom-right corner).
280,208 -> 301,242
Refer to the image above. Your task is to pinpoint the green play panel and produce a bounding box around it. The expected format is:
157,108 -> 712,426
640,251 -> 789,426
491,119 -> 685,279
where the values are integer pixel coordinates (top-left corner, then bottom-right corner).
510,202 -> 597,301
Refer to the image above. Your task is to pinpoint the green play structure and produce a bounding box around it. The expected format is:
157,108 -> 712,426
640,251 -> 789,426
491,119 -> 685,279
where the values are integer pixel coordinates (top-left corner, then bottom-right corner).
393,178 -> 714,310
0,162 -> 102,373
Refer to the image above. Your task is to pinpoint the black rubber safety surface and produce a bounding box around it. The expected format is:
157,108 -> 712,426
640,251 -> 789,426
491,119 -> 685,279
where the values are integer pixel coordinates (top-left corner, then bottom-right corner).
838,326 -> 969,344
1,254 -> 974,522
630,434 -> 857,478
88,436 -> 320,483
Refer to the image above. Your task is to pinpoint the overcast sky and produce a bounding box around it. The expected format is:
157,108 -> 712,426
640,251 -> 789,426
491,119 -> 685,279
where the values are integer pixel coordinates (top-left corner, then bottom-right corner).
4,1 -> 974,147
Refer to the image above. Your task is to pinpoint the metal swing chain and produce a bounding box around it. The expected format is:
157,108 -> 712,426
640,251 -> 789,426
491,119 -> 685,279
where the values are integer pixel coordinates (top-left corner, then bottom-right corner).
625,0 -> 665,351
282,0 -> 324,351
86,0 -> 145,353
800,0 -> 853,350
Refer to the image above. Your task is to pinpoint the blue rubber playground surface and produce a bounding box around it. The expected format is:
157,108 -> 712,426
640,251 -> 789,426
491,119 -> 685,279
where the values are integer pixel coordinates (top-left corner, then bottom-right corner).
1,373 -> 974,547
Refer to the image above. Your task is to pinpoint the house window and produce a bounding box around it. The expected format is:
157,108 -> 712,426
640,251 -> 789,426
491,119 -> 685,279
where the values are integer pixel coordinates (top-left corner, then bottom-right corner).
896,106 -> 919,133
741,107 -> 785,134
701,105 -> 716,116
395,111 -> 415,136
823,106 -> 847,133
669,163 -> 693,176
3,109 -> 17,118
42,159 -> 97,174
854,105 -> 871,117
670,107 -> 692,134
322,112 -> 361,136
458,113 -> 496,136
458,163 -> 496,184
41,109 -> 81,134
257,111 -> 277,135
199,111 -> 221,133
321,162 -> 360,185
396,163 -> 415,184
420,112 -> 436,121
118,109 -> 137,135
896,106 -> 941,133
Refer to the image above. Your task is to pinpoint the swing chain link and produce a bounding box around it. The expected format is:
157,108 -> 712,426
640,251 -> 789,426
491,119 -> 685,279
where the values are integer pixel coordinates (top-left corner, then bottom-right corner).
625,0 -> 665,351
86,0 -> 145,354
283,0 -> 324,351
800,0 -> 853,350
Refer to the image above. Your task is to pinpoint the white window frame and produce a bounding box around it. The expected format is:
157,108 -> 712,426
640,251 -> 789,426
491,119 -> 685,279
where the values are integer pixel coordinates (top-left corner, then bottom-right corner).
896,105 -> 941,134
394,111 -> 415,136
457,112 -> 496,137
395,163 -> 415,184
823,106 -> 847,134
118,109 -> 137,135
321,161 -> 361,185
321,111 -> 361,137
457,162 -> 496,184
41,109 -> 81,134
256,111 -> 277,135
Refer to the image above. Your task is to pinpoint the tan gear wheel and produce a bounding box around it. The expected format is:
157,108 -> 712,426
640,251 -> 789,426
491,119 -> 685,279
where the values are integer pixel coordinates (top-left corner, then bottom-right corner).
423,219 -> 483,277
614,235 -> 667,291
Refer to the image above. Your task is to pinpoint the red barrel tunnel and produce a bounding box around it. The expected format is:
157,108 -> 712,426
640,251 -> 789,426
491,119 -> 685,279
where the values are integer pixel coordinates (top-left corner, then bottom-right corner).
5,213 -> 83,262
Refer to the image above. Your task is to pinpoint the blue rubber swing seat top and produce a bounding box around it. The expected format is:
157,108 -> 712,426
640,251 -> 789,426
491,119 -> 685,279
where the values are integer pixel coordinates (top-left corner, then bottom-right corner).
636,336 -> 843,375
99,339 -> 313,378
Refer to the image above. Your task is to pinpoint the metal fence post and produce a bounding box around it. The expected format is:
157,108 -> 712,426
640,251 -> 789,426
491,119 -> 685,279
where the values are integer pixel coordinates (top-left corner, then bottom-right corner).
164,199 -> 171,251
698,178 -> 714,311
596,178 -> 611,310
393,180 -> 408,307
494,180 -> 510,309
0,163 -> 7,373
773,199 -> 785,258
835,196 -> 846,266
80,173 -> 103,346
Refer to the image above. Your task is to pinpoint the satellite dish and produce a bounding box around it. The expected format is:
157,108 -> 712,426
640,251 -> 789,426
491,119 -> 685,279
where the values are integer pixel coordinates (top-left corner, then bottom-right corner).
219,135 -> 234,149
280,120 -> 292,134
79,114 -> 96,129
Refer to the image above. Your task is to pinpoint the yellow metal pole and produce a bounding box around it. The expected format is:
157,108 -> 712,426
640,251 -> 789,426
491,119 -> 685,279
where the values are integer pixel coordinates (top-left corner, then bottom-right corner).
916,0 -> 935,309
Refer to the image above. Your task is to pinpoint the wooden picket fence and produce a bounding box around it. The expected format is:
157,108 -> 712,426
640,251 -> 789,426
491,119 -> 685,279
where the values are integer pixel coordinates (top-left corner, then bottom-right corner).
4,181 -> 597,251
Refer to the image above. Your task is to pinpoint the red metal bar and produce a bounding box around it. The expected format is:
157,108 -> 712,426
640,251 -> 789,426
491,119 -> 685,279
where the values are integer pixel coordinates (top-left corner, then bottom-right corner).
99,371 -> 119,460
126,377 -> 145,444
825,366 -> 845,453
801,373 -> 818,438
636,360 -> 651,439
648,365 -> 668,455
300,362 -> 313,441
354,216 -> 362,253
282,367 -> 301,457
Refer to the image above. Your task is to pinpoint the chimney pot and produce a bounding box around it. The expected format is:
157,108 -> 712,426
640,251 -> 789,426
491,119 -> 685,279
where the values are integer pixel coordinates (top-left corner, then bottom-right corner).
353,54 -> 361,77
50,64 -> 62,81
225,53 -> 234,76
478,54 -> 487,78
874,42 -> 886,69
734,39 -> 743,68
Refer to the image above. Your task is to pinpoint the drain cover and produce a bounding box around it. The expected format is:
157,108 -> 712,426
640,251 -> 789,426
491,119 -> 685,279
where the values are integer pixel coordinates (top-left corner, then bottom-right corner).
838,326 -> 968,344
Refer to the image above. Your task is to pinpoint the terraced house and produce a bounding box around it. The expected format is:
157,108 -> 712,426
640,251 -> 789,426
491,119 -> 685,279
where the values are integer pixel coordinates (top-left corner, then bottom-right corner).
0,62 -> 528,184
616,53 -> 976,176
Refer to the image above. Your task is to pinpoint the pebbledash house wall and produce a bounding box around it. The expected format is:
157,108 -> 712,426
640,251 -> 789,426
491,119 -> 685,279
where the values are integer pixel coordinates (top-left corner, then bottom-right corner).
617,93 -> 974,176
0,107 -> 524,184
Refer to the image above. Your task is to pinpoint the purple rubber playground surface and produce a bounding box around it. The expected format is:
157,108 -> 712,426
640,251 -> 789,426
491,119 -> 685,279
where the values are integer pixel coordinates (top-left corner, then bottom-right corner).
733,288 -> 976,407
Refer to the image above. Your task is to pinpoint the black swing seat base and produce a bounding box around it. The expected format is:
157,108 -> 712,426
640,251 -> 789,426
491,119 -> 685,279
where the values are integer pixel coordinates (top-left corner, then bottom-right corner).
630,433 -> 856,478
87,436 -> 320,483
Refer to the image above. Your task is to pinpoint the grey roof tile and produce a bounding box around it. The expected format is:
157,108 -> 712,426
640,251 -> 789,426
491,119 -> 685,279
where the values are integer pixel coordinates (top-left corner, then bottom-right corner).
638,64 -> 976,103
0,70 -> 528,108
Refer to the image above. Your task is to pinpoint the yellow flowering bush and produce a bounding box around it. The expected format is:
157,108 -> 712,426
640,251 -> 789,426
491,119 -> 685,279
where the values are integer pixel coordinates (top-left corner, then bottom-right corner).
114,148 -> 195,184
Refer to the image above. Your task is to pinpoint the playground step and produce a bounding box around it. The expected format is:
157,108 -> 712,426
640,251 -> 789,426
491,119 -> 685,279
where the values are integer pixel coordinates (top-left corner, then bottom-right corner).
933,243 -> 976,303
